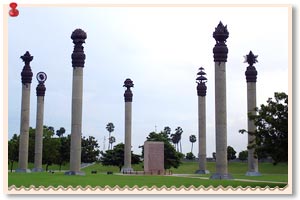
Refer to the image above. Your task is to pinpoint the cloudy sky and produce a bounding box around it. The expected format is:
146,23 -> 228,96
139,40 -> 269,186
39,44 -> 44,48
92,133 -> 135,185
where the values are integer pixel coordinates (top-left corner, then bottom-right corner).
7,5 -> 289,157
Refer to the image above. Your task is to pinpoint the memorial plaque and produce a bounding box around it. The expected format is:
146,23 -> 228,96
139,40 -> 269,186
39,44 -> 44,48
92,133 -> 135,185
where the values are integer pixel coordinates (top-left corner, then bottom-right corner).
144,141 -> 164,175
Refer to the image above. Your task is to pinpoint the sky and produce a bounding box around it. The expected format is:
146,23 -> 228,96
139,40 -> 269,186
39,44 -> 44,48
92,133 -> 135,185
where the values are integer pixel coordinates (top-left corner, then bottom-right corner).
6,5 -> 289,158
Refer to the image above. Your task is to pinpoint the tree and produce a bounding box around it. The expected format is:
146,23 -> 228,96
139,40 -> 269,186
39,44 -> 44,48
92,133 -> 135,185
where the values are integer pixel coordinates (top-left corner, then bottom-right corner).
108,136 -> 116,149
238,150 -> 248,162
174,127 -> 183,153
81,136 -> 100,163
189,134 -> 197,153
106,122 -> 115,150
8,134 -> 19,172
99,143 -> 141,171
57,135 -> 70,171
227,146 -> 237,160
163,126 -> 171,136
42,126 -> 60,171
146,131 -> 184,169
186,152 -> 195,160
239,92 -> 288,165
170,133 -> 180,151
56,127 -> 66,138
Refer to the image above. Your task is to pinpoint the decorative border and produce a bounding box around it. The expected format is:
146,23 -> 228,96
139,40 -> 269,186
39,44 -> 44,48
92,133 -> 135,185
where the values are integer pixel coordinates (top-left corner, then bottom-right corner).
3,3 -> 293,195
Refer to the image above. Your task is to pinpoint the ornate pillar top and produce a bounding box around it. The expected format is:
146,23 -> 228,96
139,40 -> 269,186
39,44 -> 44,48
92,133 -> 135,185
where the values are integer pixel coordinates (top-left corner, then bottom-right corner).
20,51 -> 33,84
71,28 -> 87,68
196,67 -> 207,97
244,51 -> 258,83
124,78 -> 134,102
36,72 -> 47,96
213,21 -> 229,63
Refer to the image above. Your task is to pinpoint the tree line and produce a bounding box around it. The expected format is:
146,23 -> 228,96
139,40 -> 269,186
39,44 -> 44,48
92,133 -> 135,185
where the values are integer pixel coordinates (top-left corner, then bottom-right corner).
8,92 -> 288,171
8,126 -> 100,172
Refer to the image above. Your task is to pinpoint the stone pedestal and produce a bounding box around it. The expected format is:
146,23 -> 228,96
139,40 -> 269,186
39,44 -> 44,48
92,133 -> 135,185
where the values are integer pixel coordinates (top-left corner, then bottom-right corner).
144,141 -> 164,175
17,51 -> 33,173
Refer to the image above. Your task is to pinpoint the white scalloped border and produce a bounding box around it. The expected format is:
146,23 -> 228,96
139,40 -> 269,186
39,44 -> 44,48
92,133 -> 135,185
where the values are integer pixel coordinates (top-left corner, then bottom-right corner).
7,184 -> 290,194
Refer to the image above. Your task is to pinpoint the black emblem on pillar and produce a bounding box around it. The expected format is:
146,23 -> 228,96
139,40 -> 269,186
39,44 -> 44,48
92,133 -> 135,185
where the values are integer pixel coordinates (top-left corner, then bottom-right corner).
213,21 -> 229,62
196,67 -> 207,97
245,51 -> 258,83
71,29 -> 87,68
123,78 -> 134,102
20,51 -> 33,84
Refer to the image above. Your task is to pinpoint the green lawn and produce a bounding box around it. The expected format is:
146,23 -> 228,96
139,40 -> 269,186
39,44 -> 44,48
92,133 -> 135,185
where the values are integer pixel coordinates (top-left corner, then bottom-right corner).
8,161 -> 288,189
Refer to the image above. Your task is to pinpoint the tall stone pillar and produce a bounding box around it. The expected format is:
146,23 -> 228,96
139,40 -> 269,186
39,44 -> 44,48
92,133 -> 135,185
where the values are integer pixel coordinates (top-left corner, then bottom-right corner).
65,29 -> 87,176
210,22 -> 233,179
195,67 -> 209,174
121,78 -> 134,173
244,51 -> 261,176
32,72 -> 47,172
16,51 -> 33,173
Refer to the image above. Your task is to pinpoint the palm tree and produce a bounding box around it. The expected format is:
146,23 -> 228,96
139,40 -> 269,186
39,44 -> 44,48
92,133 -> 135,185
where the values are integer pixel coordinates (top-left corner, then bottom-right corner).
189,134 -> 197,153
171,133 -> 180,151
106,122 -> 115,150
175,127 -> 183,153
56,127 -> 66,138
109,136 -> 116,150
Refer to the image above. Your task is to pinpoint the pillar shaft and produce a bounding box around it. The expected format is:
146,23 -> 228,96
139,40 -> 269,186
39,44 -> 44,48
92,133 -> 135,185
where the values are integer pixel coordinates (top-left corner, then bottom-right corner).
123,102 -> 132,171
197,96 -> 209,173
69,67 -> 83,173
247,82 -> 260,174
17,83 -> 31,172
214,62 -> 228,175
33,96 -> 45,171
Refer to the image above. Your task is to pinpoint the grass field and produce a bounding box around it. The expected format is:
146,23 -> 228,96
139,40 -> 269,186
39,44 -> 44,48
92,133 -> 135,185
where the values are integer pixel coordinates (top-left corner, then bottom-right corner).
8,161 -> 288,189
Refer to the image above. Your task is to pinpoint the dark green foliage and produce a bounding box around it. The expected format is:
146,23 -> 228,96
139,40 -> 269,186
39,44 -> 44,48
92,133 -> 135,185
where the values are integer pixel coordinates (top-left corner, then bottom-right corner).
146,131 -> 184,169
81,136 -> 100,163
239,92 -> 288,165
8,134 -> 19,172
8,125 -> 100,171
227,146 -> 237,160
99,143 -> 141,171
57,135 -> 70,171
186,152 -> 195,160
238,150 -> 248,162
56,127 -> 66,138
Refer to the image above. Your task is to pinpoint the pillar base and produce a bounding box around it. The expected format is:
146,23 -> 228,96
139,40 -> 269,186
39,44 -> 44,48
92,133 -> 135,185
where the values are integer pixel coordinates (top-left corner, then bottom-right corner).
121,167 -> 133,173
245,171 -> 261,176
32,168 -> 44,172
64,171 -> 86,176
195,169 -> 210,174
210,173 -> 233,180
15,168 -> 31,173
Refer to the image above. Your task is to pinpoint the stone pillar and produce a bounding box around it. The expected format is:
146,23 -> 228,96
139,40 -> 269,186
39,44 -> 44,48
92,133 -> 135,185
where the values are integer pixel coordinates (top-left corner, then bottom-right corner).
195,67 -> 209,174
210,22 -> 233,179
244,51 -> 261,176
16,51 -> 33,173
65,29 -> 87,176
121,78 -> 134,173
32,72 -> 47,172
